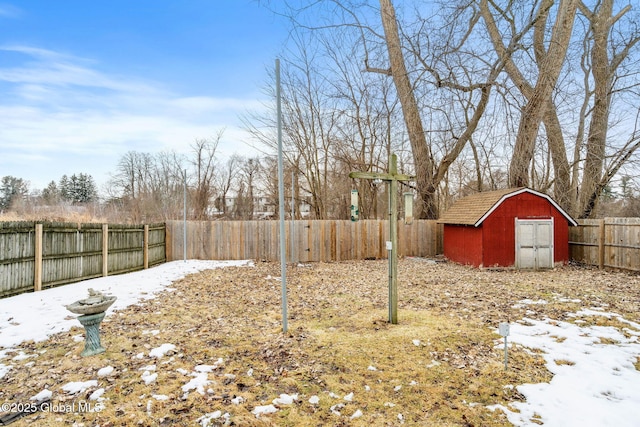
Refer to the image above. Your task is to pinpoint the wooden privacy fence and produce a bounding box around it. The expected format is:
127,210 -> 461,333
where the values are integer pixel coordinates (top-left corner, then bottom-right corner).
569,218 -> 640,272
0,222 -> 166,298
166,219 -> 442,262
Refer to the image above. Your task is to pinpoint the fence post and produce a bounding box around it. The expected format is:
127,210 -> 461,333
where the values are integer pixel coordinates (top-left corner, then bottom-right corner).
34,223 -> 43,291
102,224 -> 109,276
598,218 -> 605,269
144,224 -> 149,269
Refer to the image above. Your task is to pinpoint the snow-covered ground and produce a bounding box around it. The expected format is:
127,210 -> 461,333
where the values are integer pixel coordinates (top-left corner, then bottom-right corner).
1,262 -> 639,426
489,303 -> 640,427
0,260 -> 251,349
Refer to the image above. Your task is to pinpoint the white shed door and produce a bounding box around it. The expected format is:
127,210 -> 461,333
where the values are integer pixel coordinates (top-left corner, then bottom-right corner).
515,219 -> 554,269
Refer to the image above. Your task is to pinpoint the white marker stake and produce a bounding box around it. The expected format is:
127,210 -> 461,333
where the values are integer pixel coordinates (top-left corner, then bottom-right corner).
499,322 -> 510,370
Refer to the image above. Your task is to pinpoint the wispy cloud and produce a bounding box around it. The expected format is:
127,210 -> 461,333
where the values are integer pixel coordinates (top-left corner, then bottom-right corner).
0,45 -> 265,188
0,3 -> 21,19
0,45 -> 159,94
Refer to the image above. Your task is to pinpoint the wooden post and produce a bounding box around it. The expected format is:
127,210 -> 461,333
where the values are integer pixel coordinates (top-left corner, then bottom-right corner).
349,153 -> 414,324
165,221 -> 173,261
389,156 -> 399,324
598,218 -> 605,269
34,223 -> 43,292
102,224 -> 109,276
143,224 -> 149,269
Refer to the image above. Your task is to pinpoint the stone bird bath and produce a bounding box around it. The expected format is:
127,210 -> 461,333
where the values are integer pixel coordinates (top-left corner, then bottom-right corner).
66,288 -> 116,357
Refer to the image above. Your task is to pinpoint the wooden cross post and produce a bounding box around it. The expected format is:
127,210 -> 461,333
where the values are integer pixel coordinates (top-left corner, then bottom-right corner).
349,153 -> 414,324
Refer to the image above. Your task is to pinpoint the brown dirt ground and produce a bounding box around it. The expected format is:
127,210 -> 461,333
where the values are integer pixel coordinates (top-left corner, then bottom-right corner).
1,259 -> 639,426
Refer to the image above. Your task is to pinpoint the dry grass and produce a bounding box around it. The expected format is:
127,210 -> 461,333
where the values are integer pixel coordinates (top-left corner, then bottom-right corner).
1,259 -> 639,426
0,210 -> 108,224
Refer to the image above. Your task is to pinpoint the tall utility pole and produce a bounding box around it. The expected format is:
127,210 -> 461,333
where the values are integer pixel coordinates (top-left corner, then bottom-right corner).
276,58 -> 288,333
183,169 -> 187,262
349,153 -> 414,324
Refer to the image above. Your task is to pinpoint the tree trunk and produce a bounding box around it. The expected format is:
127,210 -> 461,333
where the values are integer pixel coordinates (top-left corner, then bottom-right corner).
578,0 -> 613,218
379,0 -> 436,218
508,0 -> 578,188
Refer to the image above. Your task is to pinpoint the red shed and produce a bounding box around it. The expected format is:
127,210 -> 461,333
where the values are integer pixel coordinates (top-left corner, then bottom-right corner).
438,187 -> 577,269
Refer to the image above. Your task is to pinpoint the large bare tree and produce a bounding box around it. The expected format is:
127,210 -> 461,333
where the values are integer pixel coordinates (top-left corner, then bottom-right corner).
190,131 -> 223,220
577,0 -> 640,218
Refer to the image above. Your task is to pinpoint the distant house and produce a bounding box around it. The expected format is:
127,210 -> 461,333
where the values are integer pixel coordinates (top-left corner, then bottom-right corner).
438,187 -> 577,269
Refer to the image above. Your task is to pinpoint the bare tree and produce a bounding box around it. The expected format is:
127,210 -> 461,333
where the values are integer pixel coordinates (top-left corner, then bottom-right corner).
190,131 -> 223,220
233,157 -> 261,219
215,155 -> 239,218
576,0 -> 640,217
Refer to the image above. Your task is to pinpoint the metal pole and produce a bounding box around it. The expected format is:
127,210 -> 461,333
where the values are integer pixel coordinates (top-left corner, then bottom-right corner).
183,169 -> 187,262
291,170 -> 295,264
504,337 -> 508,370
276,59 -> 288,333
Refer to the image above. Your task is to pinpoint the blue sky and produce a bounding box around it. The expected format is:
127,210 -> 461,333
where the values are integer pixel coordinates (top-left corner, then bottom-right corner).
0,1 -> 289,190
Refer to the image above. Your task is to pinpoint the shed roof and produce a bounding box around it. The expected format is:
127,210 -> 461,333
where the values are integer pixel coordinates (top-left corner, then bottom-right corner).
438,187 -> 578,227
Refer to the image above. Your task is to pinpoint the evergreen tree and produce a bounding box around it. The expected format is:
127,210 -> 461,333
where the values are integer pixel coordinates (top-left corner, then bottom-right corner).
59,175 -> 71,201
0,176 -> 29,211
41,180 -> 60,204
59,173 -> 97,204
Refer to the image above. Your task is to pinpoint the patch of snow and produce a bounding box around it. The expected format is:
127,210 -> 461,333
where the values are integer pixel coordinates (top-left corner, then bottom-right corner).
330,403 -> 345,416
194,364 -> 216,373
247,368 -> 253,376
412,339 -> 421,346
72,334 -> 84,342
138,364 -> 156,372
367,365 -> 377,371
12,351 -> 34,361
343,392 -> 353,402
273,393 -> 298,405
328,392 -> 340,398
62,380 -> 97,395
512,299 -> 548,309
97,366 -> 115,377
182,372 -> 211,395
176,368 -> 189,375
153,394 -> 169,401
30,389 -> 52,402
308,395 -> 320,405
351,409 -> 363,419
394,385 -> 402,391
231,395 -> 244,404
141,371 -> 157,385
198,410 -> 223,426
149,343 -> 176,358
89,388 -> 104,400
252,404 -> 277,417
0,363 -> 11,379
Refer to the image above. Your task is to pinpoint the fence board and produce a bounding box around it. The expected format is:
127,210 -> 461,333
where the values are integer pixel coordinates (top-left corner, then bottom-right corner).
166,219 -> 441,262
0,222 -> 166,298
569,218 -> 640,272
0,221 -> 36,297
